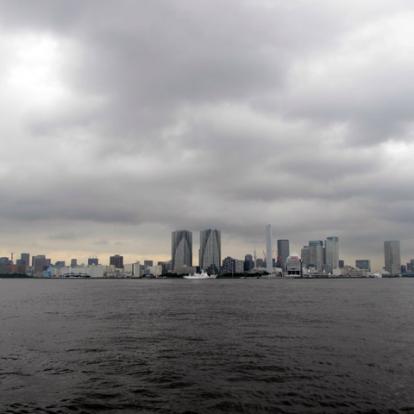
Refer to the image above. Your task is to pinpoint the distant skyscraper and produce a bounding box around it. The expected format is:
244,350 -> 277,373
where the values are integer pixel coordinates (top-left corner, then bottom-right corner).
308,240 -> 324,272
70,258 -> 78,267
222,256 -> 234,274
338,259 -> 345,269
20,253 -> 30,267
277,239 -> 290,269
110,254 -> 124,269
244,254 -> 255,272
171,230 -> 192,271
221,256 -> 243,274
265,224 -> 273,273
0,257 -> 13,274
325,236 -> 339,274
0,257 -> 11,265
384,241 -> 401,276
199,229 -> 221,274
301,246 -> 310,268
32,255 -> 48,275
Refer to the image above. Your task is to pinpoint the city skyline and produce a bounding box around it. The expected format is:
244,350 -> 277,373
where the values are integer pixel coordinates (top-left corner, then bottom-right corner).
1,1 -> 414,270
1,228 -> 412,274
2,231 -> 411,272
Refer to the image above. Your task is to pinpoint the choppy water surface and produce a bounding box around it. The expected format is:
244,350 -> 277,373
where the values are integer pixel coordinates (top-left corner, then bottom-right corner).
1,279 -> 414,413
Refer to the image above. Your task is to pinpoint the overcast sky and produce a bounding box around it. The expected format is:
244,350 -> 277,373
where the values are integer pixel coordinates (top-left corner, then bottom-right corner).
1,1 -> 413,270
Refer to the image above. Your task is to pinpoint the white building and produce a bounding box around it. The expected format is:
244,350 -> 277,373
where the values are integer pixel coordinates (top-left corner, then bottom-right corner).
285,255 -> 302,275
147,265 -> 163,277
87,265 -> 109,278
124,262 -> 141,277
56,265 -> 88,277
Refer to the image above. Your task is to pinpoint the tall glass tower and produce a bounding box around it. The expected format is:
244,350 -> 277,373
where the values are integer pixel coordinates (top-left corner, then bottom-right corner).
277,239 -> 290,269
384,240 -> 401,276
308,240 -> 324,272
171,230 -> 192,271
265,224 -> 273,274
325,236 -> 339,274
199,229 -> 221,274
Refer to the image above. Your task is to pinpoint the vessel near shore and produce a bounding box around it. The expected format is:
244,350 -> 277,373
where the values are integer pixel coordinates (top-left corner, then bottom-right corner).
183,271 -> 217,280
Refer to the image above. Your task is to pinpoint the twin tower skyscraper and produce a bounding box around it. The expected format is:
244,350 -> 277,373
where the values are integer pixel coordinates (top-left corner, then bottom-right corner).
171,229 -> 221,274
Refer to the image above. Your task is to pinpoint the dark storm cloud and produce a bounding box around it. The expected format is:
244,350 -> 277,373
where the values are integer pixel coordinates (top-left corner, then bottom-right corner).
0,0 -> 414,268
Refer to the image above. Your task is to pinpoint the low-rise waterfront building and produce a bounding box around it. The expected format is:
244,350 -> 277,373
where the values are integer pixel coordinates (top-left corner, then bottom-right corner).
285,255 -> 302,276
124,262 -> 141,277
147,265 -> 163,277
255,258 -> 265,269
355,259 -> 371,272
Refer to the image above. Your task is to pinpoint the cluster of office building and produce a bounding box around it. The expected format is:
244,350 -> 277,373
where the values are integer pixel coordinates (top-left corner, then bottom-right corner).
306,239 -> 407,277
0,227 -> 411,278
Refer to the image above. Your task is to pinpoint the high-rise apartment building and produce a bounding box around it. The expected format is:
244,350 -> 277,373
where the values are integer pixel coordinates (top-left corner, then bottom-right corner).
171,230 -> 192,271
384,241 -> 401,276
325,236 -> 339,274
199,229 -> 221,274
277,239 -> 290,269
110,254 -> 124,269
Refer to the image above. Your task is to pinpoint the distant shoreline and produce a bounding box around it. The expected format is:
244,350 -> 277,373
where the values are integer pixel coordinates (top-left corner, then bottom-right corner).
0,274 -> 410,280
